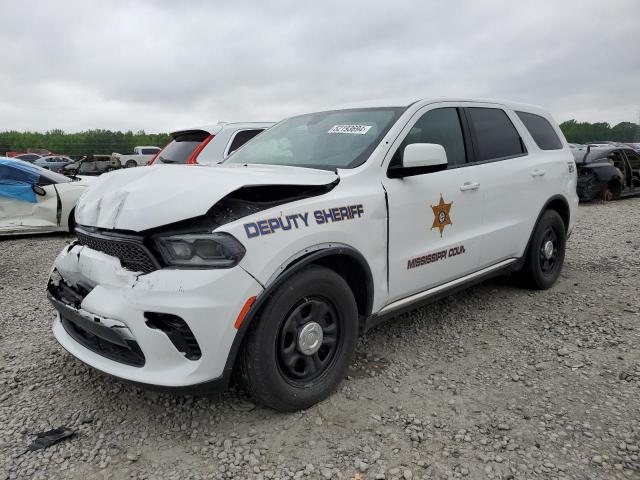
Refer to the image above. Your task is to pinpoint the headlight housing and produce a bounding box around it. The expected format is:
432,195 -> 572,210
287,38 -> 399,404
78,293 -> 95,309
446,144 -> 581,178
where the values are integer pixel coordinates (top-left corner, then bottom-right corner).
155,232 -> 245,268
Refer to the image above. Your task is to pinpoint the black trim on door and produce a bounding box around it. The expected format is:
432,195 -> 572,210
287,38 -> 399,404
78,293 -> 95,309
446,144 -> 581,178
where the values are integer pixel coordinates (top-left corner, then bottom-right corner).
457,107 -> 477,165
53,185 -> 62,226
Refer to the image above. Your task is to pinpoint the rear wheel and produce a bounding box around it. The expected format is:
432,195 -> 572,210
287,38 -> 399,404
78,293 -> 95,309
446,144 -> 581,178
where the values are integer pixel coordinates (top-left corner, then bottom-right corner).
240,266 -> 358,411
125,160 -> 137,168
518,210 -> 566,290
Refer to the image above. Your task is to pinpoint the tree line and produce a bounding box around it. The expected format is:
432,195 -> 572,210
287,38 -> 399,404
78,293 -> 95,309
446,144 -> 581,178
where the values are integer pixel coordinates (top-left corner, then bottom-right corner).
0,121 -> 638,158
0,129 -> 171,158
559,120 -> 640,144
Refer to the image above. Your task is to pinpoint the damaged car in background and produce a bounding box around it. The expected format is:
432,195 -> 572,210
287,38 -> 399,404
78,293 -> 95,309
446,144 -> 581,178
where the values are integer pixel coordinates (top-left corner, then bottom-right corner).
0,158 -> 93,235
47,98 -> 577,411
575,145 -> 640,201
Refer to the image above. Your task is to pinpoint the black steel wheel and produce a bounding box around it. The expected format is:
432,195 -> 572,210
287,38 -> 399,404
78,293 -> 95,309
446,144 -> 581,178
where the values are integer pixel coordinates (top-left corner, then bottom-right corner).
277,297 -> 340,384
240,266 -> 358,411
518,209 -> 566,290
538,226 -> 558,275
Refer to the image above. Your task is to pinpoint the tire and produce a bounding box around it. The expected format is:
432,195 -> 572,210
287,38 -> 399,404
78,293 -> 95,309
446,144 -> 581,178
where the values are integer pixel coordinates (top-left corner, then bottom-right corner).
518,210 -> 566,290
602,181 -> 621,202
125,160 -> 137,168
240,266 -> 358,411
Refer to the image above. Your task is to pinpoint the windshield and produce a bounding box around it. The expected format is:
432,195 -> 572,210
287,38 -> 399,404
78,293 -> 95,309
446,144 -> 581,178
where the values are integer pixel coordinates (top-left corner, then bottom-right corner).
224,108 -> 404,170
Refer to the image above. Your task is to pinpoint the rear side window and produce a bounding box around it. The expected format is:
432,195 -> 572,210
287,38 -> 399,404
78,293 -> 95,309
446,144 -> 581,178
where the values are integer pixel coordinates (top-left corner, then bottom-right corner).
227,129 -> 263,156
391,107 -> 466,167
516,111 -> 562,150
155,132 -> 208,164
467,108 -> 525,161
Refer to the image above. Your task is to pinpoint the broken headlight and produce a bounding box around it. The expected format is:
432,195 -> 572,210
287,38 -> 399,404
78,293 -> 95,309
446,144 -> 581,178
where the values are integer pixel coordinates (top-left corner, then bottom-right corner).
155,232 -> 245,268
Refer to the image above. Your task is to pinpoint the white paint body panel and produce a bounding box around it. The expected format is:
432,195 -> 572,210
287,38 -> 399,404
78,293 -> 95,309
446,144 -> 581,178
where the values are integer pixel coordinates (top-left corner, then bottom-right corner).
178,122 -> 274,165
0,178 -> 93,235
75,164 -> 337,231
51,97 -> 578,388
52,244 -> 263,386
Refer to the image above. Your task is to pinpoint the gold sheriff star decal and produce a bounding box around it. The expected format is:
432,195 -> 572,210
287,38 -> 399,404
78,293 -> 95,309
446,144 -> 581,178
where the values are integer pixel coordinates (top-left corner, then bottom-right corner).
431,193 -> 453,237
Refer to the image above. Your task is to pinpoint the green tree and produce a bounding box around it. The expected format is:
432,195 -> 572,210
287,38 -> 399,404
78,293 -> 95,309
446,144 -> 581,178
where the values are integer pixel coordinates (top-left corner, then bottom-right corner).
0,130 -> 171,158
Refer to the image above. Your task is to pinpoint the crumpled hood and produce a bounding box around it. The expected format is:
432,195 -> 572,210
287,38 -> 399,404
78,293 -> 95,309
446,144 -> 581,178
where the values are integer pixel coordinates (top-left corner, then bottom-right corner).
75,164 -> 338,232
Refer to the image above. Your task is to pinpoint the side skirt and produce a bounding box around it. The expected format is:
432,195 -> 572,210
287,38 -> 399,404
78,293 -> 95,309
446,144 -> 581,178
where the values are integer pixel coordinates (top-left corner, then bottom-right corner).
364,258 -> 522,332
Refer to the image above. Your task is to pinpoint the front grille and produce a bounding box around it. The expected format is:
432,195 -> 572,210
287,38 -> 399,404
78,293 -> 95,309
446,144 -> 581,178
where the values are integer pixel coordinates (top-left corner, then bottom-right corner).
76,227 -> 159,274
61,315 -> 146,367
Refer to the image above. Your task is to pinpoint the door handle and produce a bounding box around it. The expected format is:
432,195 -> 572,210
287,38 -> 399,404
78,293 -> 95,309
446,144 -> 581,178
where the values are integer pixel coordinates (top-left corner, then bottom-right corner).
459,181 -> 480,191
531,169 -> 546,177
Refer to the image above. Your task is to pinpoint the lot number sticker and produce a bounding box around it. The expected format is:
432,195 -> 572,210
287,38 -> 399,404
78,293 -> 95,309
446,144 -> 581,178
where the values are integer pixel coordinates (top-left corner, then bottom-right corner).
328,124 -> 372,135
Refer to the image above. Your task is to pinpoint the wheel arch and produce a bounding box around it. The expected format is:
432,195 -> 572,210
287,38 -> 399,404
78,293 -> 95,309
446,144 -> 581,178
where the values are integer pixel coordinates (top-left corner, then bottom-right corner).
542,195 -> 570,232
521,194 -> 570,266
221,244 -> 374,387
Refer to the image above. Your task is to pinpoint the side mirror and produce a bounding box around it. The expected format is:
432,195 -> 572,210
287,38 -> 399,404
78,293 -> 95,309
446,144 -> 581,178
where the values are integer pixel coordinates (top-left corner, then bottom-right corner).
388,143 -> 448,178
32,185 -> 46,196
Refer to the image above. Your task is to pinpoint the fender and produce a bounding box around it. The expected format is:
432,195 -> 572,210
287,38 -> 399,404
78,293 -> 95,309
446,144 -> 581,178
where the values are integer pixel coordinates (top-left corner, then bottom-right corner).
585,164 -> 623,183
219,244 -> 374,388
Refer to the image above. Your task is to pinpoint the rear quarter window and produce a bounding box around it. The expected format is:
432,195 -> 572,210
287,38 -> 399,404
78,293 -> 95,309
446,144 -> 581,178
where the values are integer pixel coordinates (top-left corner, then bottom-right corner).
467,108 -> 525,161
516,111 -> 563,150
227,129 -> 264,156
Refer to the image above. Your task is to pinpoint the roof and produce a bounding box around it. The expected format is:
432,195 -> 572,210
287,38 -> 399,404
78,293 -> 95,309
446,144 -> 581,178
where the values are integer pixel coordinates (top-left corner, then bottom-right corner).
323,97 -> 548,114
573,145 -> 635,163
0,157 -> 41,174
171,121 -> 275,136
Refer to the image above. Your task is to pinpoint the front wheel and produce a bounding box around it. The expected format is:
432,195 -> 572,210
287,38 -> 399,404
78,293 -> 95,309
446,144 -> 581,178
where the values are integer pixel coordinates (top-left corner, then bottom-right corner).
518,210 -> 566,290
240,266 -> 358,411
125,160 -> 137,168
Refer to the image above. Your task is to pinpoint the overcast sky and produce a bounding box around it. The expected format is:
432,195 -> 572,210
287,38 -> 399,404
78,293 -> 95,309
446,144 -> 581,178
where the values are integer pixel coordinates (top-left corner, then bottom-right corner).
1,0 -> 638,133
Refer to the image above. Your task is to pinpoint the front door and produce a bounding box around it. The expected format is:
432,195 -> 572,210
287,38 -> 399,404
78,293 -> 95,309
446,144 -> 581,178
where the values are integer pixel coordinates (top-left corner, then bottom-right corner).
382,105 -> 484,303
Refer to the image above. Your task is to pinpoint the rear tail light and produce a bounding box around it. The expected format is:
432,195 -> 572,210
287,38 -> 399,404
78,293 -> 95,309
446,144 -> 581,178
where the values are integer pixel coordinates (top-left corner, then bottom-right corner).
186,135 -> 214,164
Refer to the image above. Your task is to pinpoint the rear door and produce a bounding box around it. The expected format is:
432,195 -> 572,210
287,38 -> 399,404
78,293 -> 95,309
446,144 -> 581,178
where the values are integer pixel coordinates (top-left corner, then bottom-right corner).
468,107 -> 565,266
382,103 -> 484,302
623,149 -> 640,188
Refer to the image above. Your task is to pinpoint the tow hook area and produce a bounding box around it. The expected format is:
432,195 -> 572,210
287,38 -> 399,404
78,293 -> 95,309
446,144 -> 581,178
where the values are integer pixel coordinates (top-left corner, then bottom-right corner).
144,313 -> 202,360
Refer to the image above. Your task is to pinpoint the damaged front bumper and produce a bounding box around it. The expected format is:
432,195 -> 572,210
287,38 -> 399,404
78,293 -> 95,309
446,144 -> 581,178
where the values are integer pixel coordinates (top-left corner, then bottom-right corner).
48,243 -> 263,393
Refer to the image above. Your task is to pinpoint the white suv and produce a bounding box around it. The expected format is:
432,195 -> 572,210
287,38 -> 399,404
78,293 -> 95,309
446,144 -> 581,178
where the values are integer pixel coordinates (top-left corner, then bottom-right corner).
150,122 -> 274,166
48,98 -> 578,411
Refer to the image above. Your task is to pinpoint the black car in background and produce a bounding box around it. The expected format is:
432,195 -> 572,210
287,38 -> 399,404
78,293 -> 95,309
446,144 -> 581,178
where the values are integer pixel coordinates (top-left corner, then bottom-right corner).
574,146 -> 640,201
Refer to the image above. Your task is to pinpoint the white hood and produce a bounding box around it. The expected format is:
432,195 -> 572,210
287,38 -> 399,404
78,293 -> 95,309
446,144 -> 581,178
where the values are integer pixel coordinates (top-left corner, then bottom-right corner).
74,164 -> 338,232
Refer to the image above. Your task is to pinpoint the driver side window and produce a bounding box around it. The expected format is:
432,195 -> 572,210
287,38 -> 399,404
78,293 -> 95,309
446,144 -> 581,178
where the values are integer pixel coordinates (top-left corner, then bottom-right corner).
391,107 -> 467,168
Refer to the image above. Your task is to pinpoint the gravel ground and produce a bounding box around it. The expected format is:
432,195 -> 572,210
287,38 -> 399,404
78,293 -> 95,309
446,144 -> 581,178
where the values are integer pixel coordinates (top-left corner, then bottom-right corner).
1,199 -> 639,480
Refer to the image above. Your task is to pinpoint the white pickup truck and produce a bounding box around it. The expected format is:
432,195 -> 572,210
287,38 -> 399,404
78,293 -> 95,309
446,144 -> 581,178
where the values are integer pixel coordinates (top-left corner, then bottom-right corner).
111,146 -> 161,168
